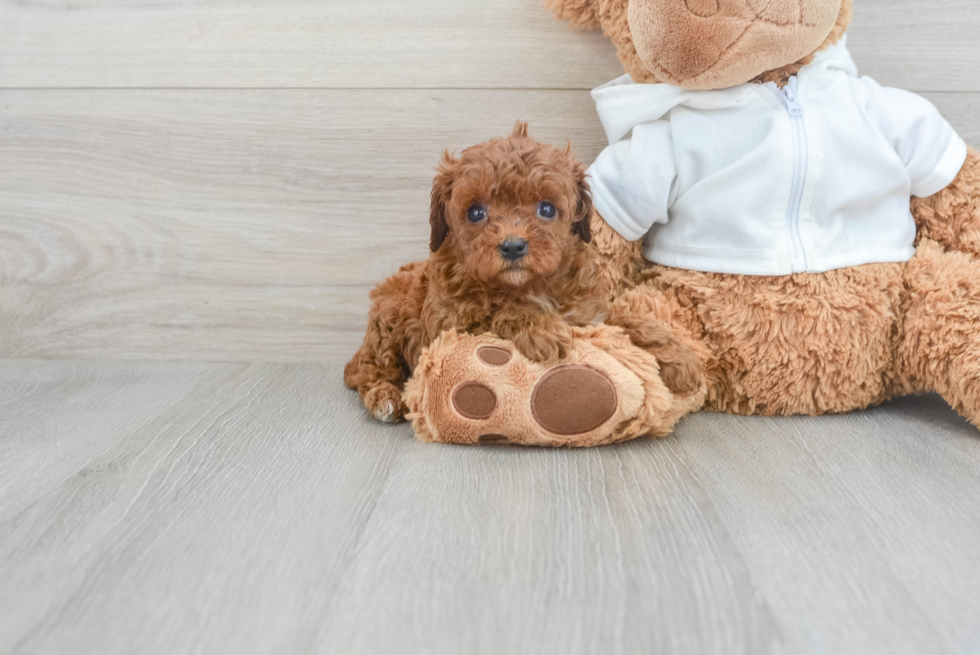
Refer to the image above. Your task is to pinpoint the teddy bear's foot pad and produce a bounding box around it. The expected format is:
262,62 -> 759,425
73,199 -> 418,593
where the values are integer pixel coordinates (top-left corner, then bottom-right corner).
530,365 -> 618,435
404,327 -> 697,447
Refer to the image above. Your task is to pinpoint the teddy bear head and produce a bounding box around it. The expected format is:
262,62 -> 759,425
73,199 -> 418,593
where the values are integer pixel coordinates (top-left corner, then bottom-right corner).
545,0 -> 854,89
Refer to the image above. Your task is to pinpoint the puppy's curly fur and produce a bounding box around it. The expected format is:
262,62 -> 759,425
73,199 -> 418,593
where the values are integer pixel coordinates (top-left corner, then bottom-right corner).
345,122 -> 702,422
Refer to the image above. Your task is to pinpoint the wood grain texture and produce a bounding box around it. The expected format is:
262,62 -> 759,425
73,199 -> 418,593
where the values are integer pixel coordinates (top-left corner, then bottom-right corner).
0,89 -> 607,362
0,359 -> 217,523
677,401 -> 980,654
0,360 -> 412,655
1,0 -> 978,92
1,360 -> 979,654
2,91 -> 978,363
0,0 -> 623,90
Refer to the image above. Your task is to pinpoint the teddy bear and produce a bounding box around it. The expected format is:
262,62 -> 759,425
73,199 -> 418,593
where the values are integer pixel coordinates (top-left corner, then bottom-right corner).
401,0 -> 980,446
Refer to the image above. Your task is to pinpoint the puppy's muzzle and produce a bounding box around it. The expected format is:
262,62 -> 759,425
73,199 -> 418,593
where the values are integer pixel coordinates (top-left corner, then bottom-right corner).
499,237 -> 529,261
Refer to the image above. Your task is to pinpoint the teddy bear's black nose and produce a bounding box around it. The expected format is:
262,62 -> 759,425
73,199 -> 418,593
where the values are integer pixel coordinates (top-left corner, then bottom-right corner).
499,237 -> 529,261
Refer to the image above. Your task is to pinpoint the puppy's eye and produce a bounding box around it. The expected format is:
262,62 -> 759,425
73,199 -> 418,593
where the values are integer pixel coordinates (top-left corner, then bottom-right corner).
537,202 -> 557,220
467,204 -> 487,224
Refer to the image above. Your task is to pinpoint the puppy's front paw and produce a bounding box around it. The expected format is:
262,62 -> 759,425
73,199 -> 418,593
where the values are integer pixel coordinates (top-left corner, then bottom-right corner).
512,327 -> 574,364
363,383 -> 407,423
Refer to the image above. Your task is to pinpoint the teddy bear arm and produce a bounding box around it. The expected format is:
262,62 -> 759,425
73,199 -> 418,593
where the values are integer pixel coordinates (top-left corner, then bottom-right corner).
912,146 -> 980,257
588,210 -> 646,299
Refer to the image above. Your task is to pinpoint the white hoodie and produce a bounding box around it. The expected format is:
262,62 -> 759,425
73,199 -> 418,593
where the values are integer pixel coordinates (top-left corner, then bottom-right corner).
586,38 -> 968,276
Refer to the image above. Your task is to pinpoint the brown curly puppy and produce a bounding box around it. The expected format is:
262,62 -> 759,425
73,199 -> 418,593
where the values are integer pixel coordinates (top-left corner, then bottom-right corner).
344,122 -> 701,422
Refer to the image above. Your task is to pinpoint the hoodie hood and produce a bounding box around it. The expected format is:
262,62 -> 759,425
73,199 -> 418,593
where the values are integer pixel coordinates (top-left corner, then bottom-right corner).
592,37 -> 859,144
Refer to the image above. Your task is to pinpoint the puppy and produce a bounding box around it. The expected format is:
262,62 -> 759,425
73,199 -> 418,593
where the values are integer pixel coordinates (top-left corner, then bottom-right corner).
344,122 -> 700,422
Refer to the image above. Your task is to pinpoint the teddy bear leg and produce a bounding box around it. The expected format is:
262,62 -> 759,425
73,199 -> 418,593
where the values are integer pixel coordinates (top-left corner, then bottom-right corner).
913,147 -> 980,257
402,326 -> 705,447
895,238 -> 980,428
645,263 -> 908,416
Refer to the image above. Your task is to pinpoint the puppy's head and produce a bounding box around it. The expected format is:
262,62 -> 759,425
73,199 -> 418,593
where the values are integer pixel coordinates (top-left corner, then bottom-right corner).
429,122 -> 593,288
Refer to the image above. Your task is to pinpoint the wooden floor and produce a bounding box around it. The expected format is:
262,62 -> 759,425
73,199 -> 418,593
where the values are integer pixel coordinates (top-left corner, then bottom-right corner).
3,0 -> 980,652
2,360 -> 980,654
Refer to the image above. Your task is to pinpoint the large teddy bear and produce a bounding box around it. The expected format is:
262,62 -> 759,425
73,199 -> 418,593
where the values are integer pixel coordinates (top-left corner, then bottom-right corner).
403,0 -> 980,446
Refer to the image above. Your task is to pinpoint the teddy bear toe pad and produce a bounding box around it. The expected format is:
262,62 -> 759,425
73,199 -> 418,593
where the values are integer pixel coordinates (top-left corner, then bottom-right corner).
452,382 -> 497,419
476,346 -> 512,366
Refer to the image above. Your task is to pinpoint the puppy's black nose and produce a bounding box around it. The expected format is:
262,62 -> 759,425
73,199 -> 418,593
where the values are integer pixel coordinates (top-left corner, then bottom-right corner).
499,237 -> 529,261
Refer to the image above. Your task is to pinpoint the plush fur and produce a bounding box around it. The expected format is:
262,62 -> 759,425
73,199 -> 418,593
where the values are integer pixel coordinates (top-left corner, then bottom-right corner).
532,0 -> 980,431
345,123 -> 702,423
625,0 -> 844,90
545,0 -> 854,88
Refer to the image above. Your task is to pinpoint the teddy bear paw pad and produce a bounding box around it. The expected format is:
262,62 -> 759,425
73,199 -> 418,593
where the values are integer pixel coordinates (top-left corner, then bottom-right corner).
530,365 -> 618,435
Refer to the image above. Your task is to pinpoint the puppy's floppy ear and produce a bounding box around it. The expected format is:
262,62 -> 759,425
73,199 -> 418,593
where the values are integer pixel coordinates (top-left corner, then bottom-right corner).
571,158 -> 593,244
512,121 -> 530,139
429,151 -> 458,252
542,0 -> 601,30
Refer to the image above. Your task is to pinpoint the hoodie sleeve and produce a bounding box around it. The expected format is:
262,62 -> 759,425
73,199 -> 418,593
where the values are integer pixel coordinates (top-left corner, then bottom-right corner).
586,120 -> 677,242
864,78 -> 968,199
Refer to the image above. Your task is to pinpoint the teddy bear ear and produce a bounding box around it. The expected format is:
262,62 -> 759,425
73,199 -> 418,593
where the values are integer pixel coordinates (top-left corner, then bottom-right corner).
542,0 -> 601,30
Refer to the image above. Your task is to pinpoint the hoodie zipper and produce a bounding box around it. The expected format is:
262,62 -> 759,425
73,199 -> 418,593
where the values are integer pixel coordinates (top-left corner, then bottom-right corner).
780,77 -> 809,273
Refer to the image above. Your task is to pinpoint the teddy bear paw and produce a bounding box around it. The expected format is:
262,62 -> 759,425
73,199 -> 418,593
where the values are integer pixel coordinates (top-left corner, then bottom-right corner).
404,328 -> 685,447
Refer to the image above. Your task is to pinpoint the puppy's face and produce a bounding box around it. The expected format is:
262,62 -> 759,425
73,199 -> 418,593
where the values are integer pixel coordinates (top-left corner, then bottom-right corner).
429,123 -> 593,288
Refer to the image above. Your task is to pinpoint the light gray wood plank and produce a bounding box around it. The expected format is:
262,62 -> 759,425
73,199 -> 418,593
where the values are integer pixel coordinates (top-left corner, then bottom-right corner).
2,90 -> 977,363
0,360 -> 411,655
676,401 -> 980,654
0,89 -> 608,363
2,361 -> 980,654
0,359 -> 219,523
316,435 -> 782,655
847,0 -> 980,92
1,0 -> 977,92
0,0 -> 623,90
